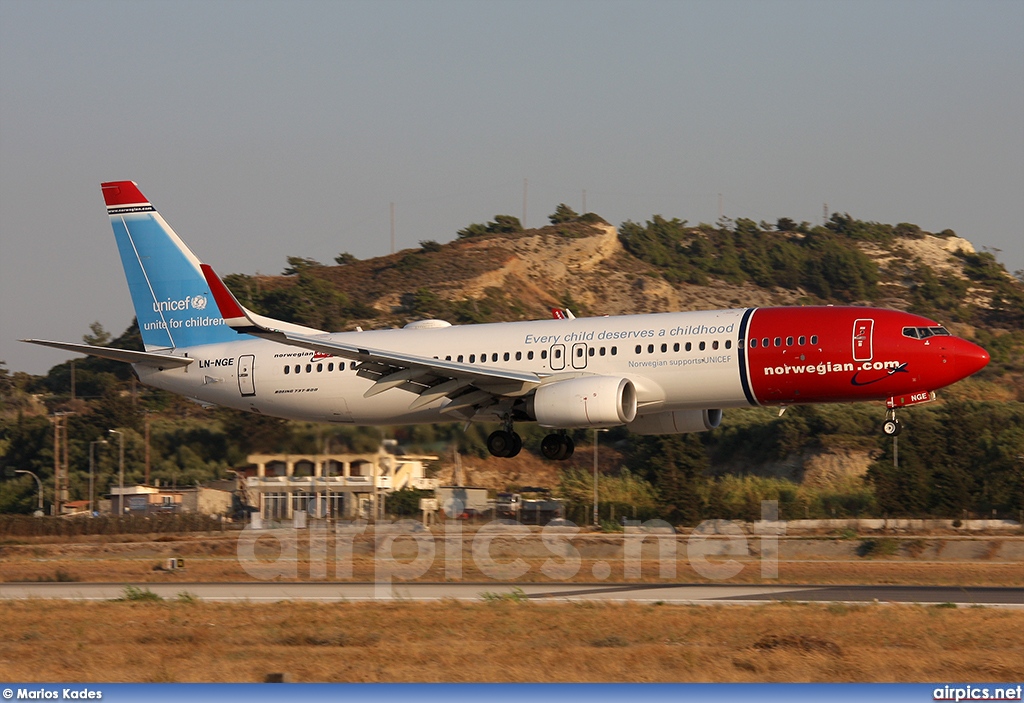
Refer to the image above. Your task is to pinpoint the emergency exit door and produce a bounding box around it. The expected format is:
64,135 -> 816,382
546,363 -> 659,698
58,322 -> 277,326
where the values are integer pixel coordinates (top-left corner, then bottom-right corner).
237,354 -> 256,396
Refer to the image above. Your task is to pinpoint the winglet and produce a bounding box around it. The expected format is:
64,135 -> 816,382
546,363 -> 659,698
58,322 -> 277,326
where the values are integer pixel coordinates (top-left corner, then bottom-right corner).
200,264 -> 261,332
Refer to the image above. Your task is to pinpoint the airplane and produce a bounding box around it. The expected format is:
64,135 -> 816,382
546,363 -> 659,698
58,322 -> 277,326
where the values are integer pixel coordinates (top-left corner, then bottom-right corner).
23,181 -> 991,460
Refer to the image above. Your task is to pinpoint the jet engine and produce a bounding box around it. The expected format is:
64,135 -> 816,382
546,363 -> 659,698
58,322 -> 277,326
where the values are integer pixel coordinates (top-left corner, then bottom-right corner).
528,376 -> 637,428
626,408 -> 722,435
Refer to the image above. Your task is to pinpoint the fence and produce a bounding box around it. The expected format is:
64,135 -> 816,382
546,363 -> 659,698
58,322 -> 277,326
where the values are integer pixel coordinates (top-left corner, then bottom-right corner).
0,513 -> 224,537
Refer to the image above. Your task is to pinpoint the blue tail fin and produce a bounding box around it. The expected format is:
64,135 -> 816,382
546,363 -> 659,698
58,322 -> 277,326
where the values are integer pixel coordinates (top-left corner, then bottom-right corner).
102,181 -> 240,351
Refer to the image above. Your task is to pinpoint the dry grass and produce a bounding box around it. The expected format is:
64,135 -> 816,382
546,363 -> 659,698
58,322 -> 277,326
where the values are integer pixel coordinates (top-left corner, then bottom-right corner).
0,600 -> 1020,682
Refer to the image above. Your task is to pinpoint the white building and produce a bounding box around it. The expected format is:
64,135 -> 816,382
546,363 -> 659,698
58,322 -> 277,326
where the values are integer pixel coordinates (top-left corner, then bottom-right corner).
243,445 -> 438,520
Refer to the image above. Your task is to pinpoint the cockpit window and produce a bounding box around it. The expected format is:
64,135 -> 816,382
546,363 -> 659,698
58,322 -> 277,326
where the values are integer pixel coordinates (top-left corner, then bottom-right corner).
903,325 -> 950,339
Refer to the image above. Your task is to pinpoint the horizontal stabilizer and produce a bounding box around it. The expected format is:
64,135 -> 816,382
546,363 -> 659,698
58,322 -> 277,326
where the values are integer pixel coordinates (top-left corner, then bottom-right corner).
21,339 -> 194,368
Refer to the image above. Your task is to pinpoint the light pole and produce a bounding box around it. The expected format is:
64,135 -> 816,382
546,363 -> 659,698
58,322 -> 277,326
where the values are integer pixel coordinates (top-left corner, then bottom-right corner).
89,439 -> 107,516
15,470 -> 44,514
593,429 -> 608,528
109,429 -> 124,513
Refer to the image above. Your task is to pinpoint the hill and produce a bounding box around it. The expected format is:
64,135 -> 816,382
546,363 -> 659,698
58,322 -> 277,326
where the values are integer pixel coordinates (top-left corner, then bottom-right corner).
226,211 -> 1023,386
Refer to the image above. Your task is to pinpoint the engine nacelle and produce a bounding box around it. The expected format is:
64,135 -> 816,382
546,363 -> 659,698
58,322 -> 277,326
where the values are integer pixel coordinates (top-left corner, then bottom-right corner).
626,408 -> 723,435
529,376 -> 638,428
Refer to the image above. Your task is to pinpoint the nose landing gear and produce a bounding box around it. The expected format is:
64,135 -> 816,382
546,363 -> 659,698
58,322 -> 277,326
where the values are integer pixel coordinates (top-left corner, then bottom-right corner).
882,409 -> 902,436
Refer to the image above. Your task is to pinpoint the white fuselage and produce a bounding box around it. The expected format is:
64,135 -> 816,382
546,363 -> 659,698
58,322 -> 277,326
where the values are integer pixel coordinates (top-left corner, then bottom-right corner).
138,309 -> 751,424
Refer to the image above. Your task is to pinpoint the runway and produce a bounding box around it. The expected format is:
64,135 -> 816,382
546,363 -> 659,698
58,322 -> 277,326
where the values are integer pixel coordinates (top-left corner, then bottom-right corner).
1,581 -> 1021,607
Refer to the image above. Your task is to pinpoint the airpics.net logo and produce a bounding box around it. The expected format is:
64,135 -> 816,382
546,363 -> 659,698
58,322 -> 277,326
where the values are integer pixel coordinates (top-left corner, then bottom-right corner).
152,294 -> 208,313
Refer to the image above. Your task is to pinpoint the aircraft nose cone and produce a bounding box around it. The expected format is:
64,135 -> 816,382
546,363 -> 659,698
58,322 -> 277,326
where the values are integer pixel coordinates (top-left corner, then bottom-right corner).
956,338 -> 990,377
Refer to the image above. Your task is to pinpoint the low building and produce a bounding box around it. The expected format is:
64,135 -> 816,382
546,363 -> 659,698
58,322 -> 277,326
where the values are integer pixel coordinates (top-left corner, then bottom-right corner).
109,486 -> 182,515
243,446 -> 438,521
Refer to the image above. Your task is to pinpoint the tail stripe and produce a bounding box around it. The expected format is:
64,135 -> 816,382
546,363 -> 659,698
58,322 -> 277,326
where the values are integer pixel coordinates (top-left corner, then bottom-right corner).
117,215 -> 177,348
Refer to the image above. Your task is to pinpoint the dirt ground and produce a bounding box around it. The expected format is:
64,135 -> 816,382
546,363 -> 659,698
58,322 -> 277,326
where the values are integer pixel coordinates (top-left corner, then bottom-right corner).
2,531 -> 1022,586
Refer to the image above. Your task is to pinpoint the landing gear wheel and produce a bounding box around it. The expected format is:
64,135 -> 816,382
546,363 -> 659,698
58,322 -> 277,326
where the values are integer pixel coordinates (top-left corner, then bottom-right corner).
559,435 -> 575,460
540,433 -> 575,460
508,431 -> 523,458
882,419 -> 902,436
487,430 -> 522,458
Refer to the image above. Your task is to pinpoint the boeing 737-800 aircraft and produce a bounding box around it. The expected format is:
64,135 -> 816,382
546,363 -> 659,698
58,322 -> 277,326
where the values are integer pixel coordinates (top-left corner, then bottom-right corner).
24,181 -> 990,460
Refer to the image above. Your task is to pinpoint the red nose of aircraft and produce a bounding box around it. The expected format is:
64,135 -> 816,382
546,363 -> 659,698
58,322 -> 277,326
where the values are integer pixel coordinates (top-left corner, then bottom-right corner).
955,338 -> 990,379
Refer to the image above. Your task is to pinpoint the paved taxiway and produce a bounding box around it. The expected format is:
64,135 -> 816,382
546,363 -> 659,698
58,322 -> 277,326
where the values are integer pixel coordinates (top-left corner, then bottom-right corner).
1,582 -> 1021,607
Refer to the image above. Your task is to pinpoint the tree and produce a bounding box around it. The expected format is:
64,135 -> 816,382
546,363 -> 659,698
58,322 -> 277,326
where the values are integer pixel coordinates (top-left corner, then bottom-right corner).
282,256 -> 322,276
334,252 -> 358,265
549,203 -> 579,224
626,433 -> 709,525
82,322 -> 112,347
457,215 -> 523,239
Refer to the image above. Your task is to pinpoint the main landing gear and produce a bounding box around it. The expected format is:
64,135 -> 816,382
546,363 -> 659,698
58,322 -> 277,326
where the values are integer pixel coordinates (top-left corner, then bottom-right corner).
882,408 -> 903,436
540,433 -> 574,461
486,418 -> 574,461
486,428 -> 523,458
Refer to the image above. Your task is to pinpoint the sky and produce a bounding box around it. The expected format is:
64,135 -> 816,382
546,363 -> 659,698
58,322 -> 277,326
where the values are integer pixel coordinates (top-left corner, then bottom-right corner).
1,0 -> 1022,375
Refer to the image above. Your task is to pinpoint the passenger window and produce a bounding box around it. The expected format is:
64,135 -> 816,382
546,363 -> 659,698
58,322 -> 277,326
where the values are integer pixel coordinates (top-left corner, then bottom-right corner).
588,347 -> 595,357
685,342 -> 692,352
786,337 -> 793,346
445,356 -> 451,361
774,338 -> 781,347
712,340 -> 719,350
492,353 -> 498,362
515,351 -> 522,361
750,338 -> 757,348
647,344 -> 655,354
541,350 -> 547,359
762,338 -> 770,347
798,336 -> 806,345
469,354 -> 475,363
306,364 -> 312,373
635,345 -> 642,354
351,362 -> 358,370
725,340 -> 732,350
673,342 -> 679,352
699,341 -> 706,351
555,349 -> 562,359
294,365 -> 301,374
528,351 -> 535,360
328,363 -> 334,371
317,363 -> 323,372
810,335 -> 818,345
661,343 -> 667,353
504,352 -> 510,361
457,355 -> 464,362
576,347 -> 584,357
611,346 -> 617,355
599,347 -> 606,356
284,366 -> 290,374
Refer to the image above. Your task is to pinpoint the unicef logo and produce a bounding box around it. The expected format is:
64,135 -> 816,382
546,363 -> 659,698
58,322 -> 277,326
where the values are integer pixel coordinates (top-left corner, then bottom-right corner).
191,294 -> 208,311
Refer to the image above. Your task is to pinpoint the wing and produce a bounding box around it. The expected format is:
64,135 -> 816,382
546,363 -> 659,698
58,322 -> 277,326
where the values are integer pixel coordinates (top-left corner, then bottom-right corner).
200,264 -> 542,416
